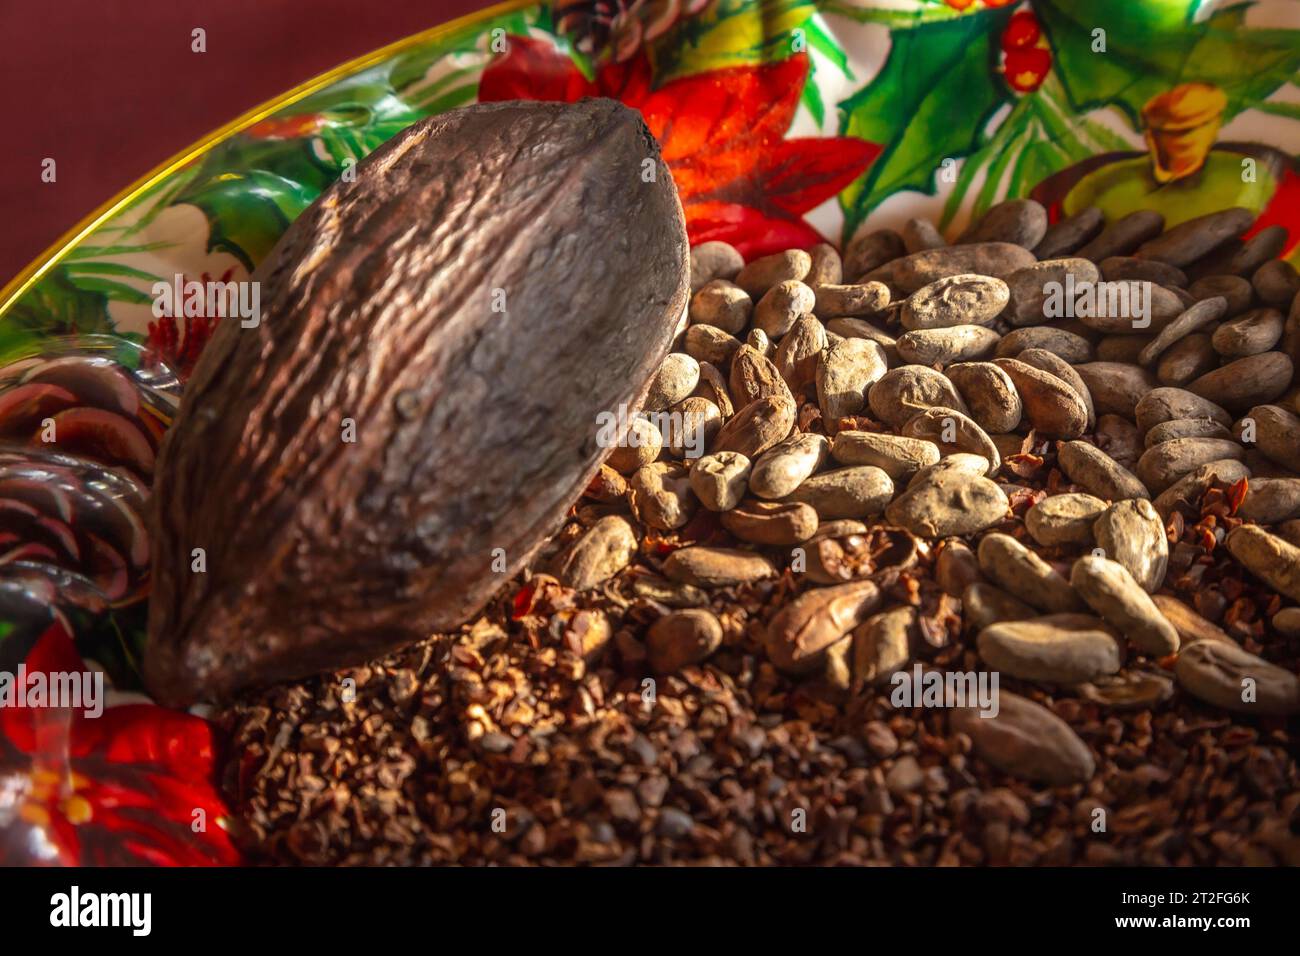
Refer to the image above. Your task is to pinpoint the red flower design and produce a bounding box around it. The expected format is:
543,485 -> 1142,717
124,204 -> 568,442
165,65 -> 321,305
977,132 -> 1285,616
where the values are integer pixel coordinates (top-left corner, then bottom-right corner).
1243,165 -> 1300,259
244,113 -> 333,140
480,37 -> 879,258
0,624 -> 240,866
144,269 -> 233,380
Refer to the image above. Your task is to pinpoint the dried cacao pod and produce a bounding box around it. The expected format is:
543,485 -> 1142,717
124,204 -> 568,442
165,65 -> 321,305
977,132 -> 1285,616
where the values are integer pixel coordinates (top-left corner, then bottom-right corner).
146,99 -> 689,704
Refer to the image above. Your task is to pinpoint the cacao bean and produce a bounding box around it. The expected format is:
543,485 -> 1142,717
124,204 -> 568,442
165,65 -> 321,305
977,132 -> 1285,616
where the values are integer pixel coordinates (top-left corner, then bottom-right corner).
1212,307 -> 1284,358
945,361 -> 1023,434
952,692 -> 1095,785
1056,440 -> 1149,501
829,431 -> 940,481
1076,209 -> 1164,261
885,471 -> 1008,537
958,198 -> 1048,248
901,274 -> 1009,330
1025,492 -> 1107,547
1092,499 -> 1168,592
754,279 -> 815,338
863,243 -> 1036,295
711,394 -> 796,459
749,432 -> 829,499
851,606 -> 914,689
843,228 -> 906,281
781,466 -> 894,520
1175,640 -> 1300,715
867,365 -> 969,428
647,609 -> 724,673
720,499 -> 818,546
1135,207 -> 1255,266
764,580 -> 882,673
1189,351 -> 1294,412
1032,206 -> 1103,259
554,515 -> 639,591
813,281 -> 890,319
977,614 -> 1121,684
689,242 -> 743,293
688,451 -> 752,512
735,249 -> 811,297
663,546 -> 776,589
1070,555 -> 1178,656
977,532 -> 1083,613
1225,524 -> 1300,601
896,325 -> 1001,366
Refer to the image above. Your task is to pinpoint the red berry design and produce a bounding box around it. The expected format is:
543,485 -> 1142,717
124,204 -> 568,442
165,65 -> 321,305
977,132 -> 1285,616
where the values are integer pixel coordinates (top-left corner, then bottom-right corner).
1002,10 -> 1041,51
1004,46 -> 1052,92
943,0 -> 977,9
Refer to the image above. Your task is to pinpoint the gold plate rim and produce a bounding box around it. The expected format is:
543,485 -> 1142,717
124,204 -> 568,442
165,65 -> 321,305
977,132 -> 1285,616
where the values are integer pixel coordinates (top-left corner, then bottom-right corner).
0,0 -> 532,317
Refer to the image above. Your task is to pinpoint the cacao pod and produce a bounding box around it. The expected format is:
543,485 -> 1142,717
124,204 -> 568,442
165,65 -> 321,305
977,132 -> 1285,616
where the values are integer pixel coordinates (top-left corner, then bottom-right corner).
145,99 -> 689,704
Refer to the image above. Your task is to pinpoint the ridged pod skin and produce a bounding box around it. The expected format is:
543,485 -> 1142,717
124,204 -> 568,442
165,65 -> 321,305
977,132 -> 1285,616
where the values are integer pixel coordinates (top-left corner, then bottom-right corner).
146,100 -> 689,704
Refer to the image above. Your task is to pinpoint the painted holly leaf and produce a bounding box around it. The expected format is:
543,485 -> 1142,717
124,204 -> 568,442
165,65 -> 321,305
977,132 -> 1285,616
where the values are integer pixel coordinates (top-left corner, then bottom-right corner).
941,74 -> 1134,229
1036,1 -> 1300,127
0,622 -> 240,865
839,8 -> 1014,240
480,36 -> 877,258
174,168 -> 318,272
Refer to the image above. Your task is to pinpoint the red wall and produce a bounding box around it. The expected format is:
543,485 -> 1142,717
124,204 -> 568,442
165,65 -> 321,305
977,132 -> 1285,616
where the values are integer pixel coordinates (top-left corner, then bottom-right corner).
1,0 -> 486,284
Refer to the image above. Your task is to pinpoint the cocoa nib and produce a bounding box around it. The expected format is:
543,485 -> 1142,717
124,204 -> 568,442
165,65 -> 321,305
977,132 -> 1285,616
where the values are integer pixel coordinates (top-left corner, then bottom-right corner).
145,100 -> 689,705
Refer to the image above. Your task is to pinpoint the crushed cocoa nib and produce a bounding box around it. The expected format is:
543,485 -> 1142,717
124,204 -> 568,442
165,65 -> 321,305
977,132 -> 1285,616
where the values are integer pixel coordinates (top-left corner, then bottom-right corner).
218,469 -> 1299,866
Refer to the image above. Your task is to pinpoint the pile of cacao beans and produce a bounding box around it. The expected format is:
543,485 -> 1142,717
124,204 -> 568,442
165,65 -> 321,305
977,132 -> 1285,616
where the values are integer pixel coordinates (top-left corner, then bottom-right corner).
554,199 -> 1300,783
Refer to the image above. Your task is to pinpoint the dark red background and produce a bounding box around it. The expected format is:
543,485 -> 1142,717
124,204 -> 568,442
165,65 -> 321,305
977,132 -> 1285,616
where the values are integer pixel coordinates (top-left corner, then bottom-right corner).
1,0 -> 485,286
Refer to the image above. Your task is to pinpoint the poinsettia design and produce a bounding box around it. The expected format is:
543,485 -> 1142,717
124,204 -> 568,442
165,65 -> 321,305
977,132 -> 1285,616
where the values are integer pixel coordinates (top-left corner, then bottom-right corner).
480,36 -> 879,258
144,268 -> 233,380
0,623 -> 239,865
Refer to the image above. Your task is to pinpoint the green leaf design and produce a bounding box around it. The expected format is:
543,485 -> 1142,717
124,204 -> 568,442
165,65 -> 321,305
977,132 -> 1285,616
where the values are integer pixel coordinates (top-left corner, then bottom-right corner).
279,72 -> 428,175
64,241 -> 174,261
63,261 -> 163,283
62,277 -> 155,305
649,0 -> 818,83
78,604 -> 150,691
4,268 -> 115,343
1036,2 -> 1300,127
940,75 -> 1134,230
819,0 -> 963,29
1258,98 -> 1300,122
802,55 -> 825,125
806,15 -> 853,80
176,168 -> 319,270
838,9 -> 1012,240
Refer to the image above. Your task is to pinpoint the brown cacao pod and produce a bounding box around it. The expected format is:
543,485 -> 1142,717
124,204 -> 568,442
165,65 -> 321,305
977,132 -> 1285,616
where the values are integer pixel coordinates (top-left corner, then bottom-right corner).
145,99 -> 689,704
